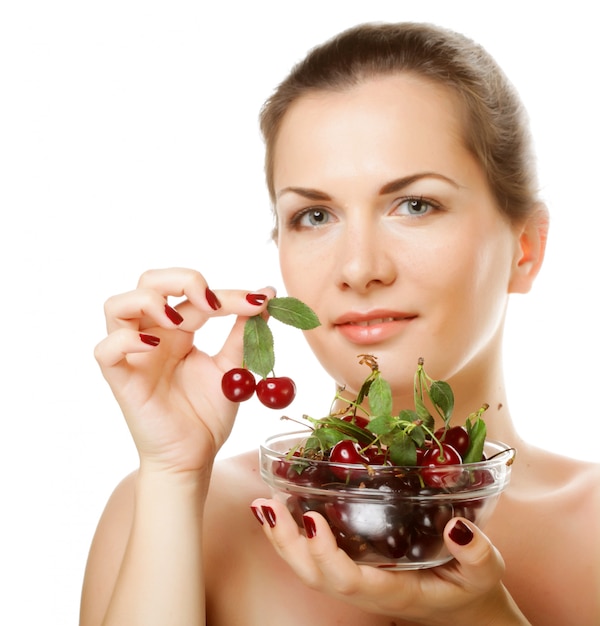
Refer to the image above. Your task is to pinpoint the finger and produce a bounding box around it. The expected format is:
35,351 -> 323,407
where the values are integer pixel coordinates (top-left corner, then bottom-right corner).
135,268 -> 274,320
175,285 -> 276,331
443,517 -> 505,591
94,327 -> 160,381
300,511 -> 366,596
105,271 -> 274,334
250,498 -> 323,587
104,287 -> 186,334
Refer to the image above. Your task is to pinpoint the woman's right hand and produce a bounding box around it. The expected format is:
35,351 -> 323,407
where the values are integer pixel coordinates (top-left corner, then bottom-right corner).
94,267 -> 274,477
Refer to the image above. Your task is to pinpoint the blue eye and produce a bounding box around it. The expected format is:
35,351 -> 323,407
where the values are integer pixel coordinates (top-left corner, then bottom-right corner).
292,208 -> 332,228
396,197 -> 438,216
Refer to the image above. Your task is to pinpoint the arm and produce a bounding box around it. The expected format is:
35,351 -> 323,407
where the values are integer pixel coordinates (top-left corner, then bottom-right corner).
80,268 -> 274,626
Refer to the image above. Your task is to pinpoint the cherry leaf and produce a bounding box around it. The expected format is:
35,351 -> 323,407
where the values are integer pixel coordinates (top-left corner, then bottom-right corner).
243,316 -> 275,378
367,375 -> 393,417
389,432 -> 418,466
429,380 -> 454,421
463,416 -> 487,463
267,297 -> 321,330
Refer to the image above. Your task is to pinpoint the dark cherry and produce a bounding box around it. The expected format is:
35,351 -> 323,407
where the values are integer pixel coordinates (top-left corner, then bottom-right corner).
412,502 -> 454,535
371,523 -> 410,559
330,526 -> 370,560
221,368 -> 256,402
406,530 -> 444,562
274,453 -> 332,486
256,376 -> 296,409
435,425 -> 470,457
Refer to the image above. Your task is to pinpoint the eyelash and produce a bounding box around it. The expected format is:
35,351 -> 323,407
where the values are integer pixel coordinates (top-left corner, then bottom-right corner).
286,196 -> 442,230
394,196 -> 441,216
287,207 -> 332,229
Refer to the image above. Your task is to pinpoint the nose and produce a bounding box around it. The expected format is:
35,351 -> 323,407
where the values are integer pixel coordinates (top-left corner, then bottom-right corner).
335,220 -> 397,293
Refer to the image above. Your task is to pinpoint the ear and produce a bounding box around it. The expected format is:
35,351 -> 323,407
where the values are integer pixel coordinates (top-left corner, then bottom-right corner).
508,203 -> 549,294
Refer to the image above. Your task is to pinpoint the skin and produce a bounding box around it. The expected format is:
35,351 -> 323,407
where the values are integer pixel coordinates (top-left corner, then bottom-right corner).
80,75 -> 600,625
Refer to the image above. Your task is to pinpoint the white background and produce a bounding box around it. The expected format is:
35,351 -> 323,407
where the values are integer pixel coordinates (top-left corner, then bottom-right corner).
1,2 -> 598,624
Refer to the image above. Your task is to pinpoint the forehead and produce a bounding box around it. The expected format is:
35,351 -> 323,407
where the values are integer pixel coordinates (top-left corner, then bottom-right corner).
272,74 -> 471,190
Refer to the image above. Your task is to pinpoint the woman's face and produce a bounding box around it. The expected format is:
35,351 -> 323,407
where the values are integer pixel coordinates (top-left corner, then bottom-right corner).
273,74 -> 525,400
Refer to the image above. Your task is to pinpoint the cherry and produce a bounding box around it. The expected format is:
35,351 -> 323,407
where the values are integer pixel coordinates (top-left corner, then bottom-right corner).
221,368 -> 256,402
435,425 -> 470,458
341,414 -> 370,429
256,376 -> 296,409
421,443 -> 464,489
328,439 -> 369,482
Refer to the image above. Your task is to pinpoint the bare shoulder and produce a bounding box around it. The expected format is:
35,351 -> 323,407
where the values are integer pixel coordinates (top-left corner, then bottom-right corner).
496,445 -> 600,624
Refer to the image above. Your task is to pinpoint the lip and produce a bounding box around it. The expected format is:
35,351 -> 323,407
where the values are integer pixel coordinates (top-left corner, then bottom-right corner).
333,310 -> 417,345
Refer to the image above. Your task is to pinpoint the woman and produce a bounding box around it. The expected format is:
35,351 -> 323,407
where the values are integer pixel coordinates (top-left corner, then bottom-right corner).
80,23 -> 599,625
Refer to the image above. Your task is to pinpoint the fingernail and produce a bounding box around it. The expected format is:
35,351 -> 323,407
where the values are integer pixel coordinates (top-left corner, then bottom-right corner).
251,505 -> 264,525
205,287 -> 221,310
303,514 -> 317,538
140,333 -> 160,347
261,505 -> 276,528
449,519 -> 473,545
164,304 -> 184,325
246,292 -> 267,306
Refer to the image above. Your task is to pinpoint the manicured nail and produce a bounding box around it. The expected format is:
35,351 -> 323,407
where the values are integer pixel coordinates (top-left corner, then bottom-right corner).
251,505 -> 264,525
246,292 -> 267,306
303,514 -> 317,539
164,304 -> 184,325
261,505 -> 276,528
205,287 -> 221,310
140,333 -> 160,347
449,519 -> 473,545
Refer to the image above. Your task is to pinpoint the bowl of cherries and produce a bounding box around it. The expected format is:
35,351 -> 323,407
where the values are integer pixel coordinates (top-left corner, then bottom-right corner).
259,355 -> 515,570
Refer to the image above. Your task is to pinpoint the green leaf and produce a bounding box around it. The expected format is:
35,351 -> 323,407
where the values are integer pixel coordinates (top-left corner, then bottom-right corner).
368,375 -> 393,417
463,417 -> 487,463
398,409 -> 418,424
313,426 -> 348,451
429,380 -> 454,421
414,394 -> 432,422
267,297 -> 321,330
409,424 -> 426,447
389,432 -> 418,466
243,316 -> 275,378
367,415 -> 397,436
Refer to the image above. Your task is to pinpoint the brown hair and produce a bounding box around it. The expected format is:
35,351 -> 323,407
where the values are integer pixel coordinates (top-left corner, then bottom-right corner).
260,22 -> 538,227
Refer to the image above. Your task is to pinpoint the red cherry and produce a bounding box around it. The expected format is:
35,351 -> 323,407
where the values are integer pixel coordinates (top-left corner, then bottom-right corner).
221,368 -> 256,402
421,443 -> 464,489
434,425 -> 470,458
341,414 -> 370,429
256,376 -> 296,409
329,440 -> 369,482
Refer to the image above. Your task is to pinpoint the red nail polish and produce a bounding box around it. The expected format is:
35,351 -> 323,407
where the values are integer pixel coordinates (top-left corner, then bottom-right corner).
246,293 -> 267,306
205,287 -> 221,310
261,505 -> 276,528
303,514 -> 317,538
449,520 -> 473,545
140,333 -> 160,346
164,304 -> 184,325
251,506 -> 264,525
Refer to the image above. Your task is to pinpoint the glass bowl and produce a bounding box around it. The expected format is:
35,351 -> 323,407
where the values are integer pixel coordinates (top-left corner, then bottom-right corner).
260,430 -> 515,570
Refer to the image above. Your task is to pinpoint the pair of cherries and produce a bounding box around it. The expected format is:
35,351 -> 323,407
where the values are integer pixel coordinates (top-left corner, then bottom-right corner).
221,367 -> 296,410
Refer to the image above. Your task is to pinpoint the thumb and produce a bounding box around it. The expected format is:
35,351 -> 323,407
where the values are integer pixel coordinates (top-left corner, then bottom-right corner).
444,517 -> 506,591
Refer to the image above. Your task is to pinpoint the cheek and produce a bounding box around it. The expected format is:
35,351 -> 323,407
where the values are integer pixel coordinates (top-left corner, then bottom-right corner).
278,238 -> 331,303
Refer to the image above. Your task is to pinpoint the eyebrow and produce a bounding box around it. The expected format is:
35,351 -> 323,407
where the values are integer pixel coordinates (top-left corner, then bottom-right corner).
277,172 -> 460,201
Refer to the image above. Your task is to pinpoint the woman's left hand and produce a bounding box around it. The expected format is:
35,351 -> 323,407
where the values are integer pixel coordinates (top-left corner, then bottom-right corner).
250,498 -> 530,625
